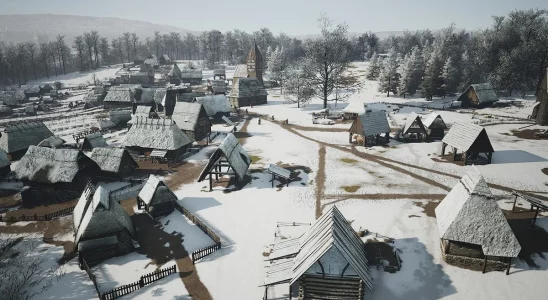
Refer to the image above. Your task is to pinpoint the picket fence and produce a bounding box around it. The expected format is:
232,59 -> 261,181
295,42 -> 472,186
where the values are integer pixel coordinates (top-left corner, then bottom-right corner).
101,265 -> 177,300
191,242 -> 222,263
0,206 -> 75,222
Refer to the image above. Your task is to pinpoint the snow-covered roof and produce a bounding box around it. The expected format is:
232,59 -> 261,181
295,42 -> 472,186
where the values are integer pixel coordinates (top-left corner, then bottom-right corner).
435,167 -> 521,257
0,90 -> 26,106
229,78 -> 267,98
24,85 -> 41,94
73,184 -> 97,232
168,64 -> 182,78
233,64 -> 248,78
291,206 -> 373,291
104,88 -> 134,103
194,95 -> 231,116
402,112 -> 427,135
82,132 -> 108,149
95,119 -> 116,130
15,146 -> 98,184
171,102 -> 209,131
134,105 -> 152,116
354,110 -> 390,137
269,237 -> 301,260
123,118 -> 193,150
138,175 -> 177,206
468,83 -> 498,104
343,102 -> 366,114
0,122 -> 54,154
75,186 -> 134,246
139,88 -> 164,104
422,112 -> 447,129
198,133 -> 250,182
181,69 -> 203,79
90,147 -> 138,174
37,136 -> 65,148
264,258 -> 294,286
442,121 -> 494,152
0,149 -> 10,169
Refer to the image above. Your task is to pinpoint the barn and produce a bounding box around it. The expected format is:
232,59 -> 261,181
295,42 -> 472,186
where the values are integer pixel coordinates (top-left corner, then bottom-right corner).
14,146 -> 102,206
457,84 -> 498,108
80,132 -> 108,151
435,167 -> 521,274
171,102 -> 212,142
262,206 -> 373,299
198,133 -> 250,191
74,185 -> 136,266
0,122 -> 54,160
228,78 -> 267,108
194,95 -> 232,120
103,86 -> 135,109
348,110 -> 391,146
123,118 -> 193,160
90,147 -> 139,178
441,121 -> 494,165
0,150 -> 11,176
400,113 -> 427,141
137,175 -> 177,218
422,112 -> 447,139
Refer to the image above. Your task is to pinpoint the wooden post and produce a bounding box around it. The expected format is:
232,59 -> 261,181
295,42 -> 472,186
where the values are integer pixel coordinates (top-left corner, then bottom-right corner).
463,151 -> 468,165
512,194 -> 517,213
506,257 -> 511,275
209,173 -> 212,191
533,206 -> 540,224
289,284 -> 292,300
488,152 -> 492,164
482,256 -> 488,274
452,148 -> 457,161
441,143 -> 446,156
349,132 -> 352,144
272,174 -> 274,188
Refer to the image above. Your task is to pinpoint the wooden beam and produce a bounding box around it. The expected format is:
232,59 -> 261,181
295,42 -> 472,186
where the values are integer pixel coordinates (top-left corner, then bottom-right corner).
512,194 -> 517,213
482,256 -> 488,274
506,257 -> 511,275
534,206 -> 540,224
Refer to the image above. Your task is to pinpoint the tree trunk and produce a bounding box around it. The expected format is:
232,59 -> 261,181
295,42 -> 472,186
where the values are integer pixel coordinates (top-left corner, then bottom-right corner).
323,64 -> 328,109
44,60 -> 49,79
88,48 -> 93,70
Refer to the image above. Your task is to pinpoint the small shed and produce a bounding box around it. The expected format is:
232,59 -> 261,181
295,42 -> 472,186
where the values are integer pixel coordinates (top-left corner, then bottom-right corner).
194,95 -> 232,120
0,149 -> 11,176
37,136 -> 66,148
137,175 -> 177,218
24,85 -> 42,98
228,78 -> 267,108
90,147 -> 138,178
457,84 -> 498,108
198,133 -> 250,191
400,113 -> 427,141
214,69 -> 226,80
348,110 -> 390,146
80,132 -> 108,151
422,112 -> 447,139
0,122 -> 54,160
171,102 -> 212,142
108,110 -> 132,126
93,119 -> 116,131
181,69 -> 203,85
103,87 -> 135,109
441,121 -> 494,165
435,167 -> 521,274
342,102 -> 365,120
123,118 -> 193,160
74,186 -> 135,266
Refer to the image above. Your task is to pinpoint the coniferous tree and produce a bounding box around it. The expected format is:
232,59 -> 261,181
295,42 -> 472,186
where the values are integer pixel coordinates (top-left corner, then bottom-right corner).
366,52 -> 381,80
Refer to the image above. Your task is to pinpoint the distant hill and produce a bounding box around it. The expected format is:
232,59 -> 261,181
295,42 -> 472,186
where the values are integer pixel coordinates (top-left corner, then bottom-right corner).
0,14 -> 200,44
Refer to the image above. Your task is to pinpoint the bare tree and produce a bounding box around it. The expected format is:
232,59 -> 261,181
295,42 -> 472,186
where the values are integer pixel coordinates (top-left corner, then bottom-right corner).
302,15 -> 351,108
131,33 -> 139,60
39,43 -> 49,79
56,35 -> 68,75
89,31 -> 100,68
16,43 -> 28,83
284,65 -> 315,108
84,32 -> 94,69
25,42 -> 37,80
99,37 -> 110,66
122,32 -> 131,62
73,35 -> 86,72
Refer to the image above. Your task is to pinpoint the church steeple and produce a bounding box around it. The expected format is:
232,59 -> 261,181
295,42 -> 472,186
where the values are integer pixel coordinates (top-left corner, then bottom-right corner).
246,43 -> 263,86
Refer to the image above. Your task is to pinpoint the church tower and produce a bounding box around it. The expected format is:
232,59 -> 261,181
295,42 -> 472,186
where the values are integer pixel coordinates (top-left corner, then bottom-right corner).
246,43 -> 264,86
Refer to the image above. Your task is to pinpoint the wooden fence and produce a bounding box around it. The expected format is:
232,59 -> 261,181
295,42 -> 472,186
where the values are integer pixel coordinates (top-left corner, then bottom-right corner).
140,265 -> 177,286
173,202 -> 221,243
81,258 -> 102,299
179,148 -> 200,161
101,265 -> 177,300
101,281 -> 141,300
191,242 -> 222,263
0,206 -> 75,222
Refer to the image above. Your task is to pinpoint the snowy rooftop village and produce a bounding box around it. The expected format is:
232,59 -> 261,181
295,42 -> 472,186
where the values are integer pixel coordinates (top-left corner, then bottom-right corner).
1,3 -> 548,300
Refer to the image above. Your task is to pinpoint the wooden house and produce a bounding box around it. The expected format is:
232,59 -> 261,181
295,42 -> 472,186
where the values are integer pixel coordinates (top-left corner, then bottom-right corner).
160,54 -> 171,65
213,69 -> 226,80
246,43 -> 264,86
93,119 -> 117,131
194,95 -> 231,120
210,80 -> 227,95
144,55 -> 159,69
232,64 -> 248,85
0,122 -> 54,160
457,84 -> 498,108
0,90 -> 27,106
532,68 -> 548,126
128,73 -> 153,87
348,110 -> 390,146
0,105 -> 13,117
123,118 -> 193,160
134,88 -> 160,113
435,168 -> 521,274
0,150 -> 11,176
400,113 -> 427,141
422,112 -> 447,139
90,147 -> 138,178
137,175 -> 177,218
198,133 -> 250,191
181,69 -> 203,85
37,136 -> 66,148
168,64 -> 183,85
103,86 -> 135,109
228,78 -> 267,108
171,102 -> 212,142
80,132 -> 108,151
262,206 -> 373,299
24,85 -> 42,98
74,185 -> 135,266
14,146 -> 101,206
108,110 -> 132,126
441,121 -> 494,165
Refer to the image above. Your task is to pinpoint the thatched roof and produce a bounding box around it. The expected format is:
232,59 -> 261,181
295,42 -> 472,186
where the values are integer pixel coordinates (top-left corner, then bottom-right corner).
25,104 -> 36,115
74,186 -> 135,246
0,122 -> 54,154
351,110 -> 390,137
463,84 -> 498,104
422,112 -> 447,129
194,95 -> 231,116
94,119 -> 116,130
0,90 -> 26,106
90,147 -> 138,174
435,168 -> 521,257
123,118 -> 193,150
24,85 -> 41,95
0,149 -> 10,169
108,110 -> 132,125
14,146 -> 99,184
144,55 -> 159,66
139,175 -> 177,206
212,80 -> 227,94
140,88 -> 166,105
169,64 -> 182,78
402,113 -> 427,135
104,87 -> 135,103
172,102 -> 209,131
233,64 -> 248,78
442,121 -> 494,152
198,133 -> 250,182
229,78 -> 267,98
37,136 -> 65,148
181,69 -> 203,79
82,132 -> 108,150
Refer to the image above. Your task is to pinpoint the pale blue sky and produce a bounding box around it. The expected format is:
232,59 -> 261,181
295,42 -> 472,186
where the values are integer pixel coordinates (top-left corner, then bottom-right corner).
1,0 -> 547,34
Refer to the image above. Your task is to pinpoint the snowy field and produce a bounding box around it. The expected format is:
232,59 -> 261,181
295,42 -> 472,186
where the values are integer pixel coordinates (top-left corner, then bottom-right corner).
1,61 -> 548,300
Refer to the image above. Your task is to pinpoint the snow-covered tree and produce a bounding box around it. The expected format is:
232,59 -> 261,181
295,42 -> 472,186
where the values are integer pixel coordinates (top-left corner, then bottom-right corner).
378,49 -> 400,96
268,46 -> 289,92
366,52 -> 381,80
397,46 -> 424,97
284,66 -> 315,108
420,42 -> 445,100
442,57 -> 460,95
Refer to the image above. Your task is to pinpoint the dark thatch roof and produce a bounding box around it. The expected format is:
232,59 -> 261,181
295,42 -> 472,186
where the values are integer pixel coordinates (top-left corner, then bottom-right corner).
82,132 -> 108,150
123,118 -> 193,150
90,147 -> 138,174
198,133 -> 250,182
442,121 -> 494,153
194,95 -> 231,116
171,102 -> 209,131
104,87 -> 135,103
139,175 -> 177,206
0,122 -> 54,154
